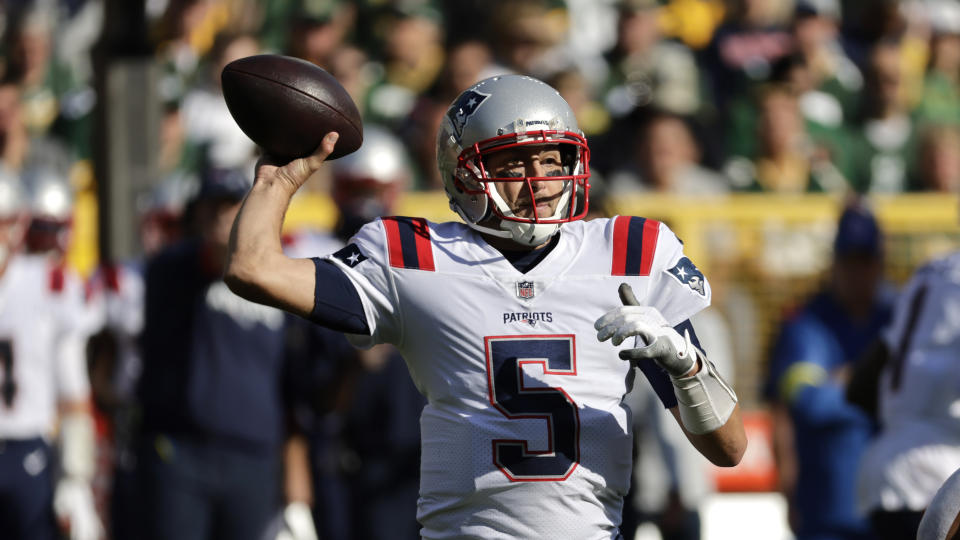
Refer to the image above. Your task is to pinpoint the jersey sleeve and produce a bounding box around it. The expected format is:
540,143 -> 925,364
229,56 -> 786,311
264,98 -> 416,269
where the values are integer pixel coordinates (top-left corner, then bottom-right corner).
644,221 -> 712,325
322,218 -> 401,348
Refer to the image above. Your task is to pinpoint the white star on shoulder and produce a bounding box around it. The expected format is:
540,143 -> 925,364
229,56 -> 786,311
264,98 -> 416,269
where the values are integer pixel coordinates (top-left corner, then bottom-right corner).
677,267 -> 687,279
346,252 -> 360,265
467,98 -> 476,107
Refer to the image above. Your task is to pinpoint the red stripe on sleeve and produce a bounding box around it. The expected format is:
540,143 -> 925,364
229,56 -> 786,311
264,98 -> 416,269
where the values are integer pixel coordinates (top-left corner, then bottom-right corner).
639,219 -> 660,276
411,218 -> 435,271
611,216 -> 630,276
383,217 -> 406,269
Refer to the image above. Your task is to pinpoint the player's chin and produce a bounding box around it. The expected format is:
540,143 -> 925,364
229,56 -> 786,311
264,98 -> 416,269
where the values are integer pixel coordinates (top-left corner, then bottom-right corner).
512,203 -> 555,220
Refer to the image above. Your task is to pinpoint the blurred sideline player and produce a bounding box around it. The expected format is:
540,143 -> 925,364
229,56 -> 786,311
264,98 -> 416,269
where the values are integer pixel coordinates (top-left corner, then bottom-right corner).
22,165 -> 74,262
0,169 -> 102,539
226,75 -> 745,538
85,175 -> 191,539
848,230 -> 960,540
283,124 -> 424,540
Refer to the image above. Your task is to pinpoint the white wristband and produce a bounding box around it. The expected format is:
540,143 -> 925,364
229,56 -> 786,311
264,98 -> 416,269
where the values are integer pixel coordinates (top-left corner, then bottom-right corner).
59,412 -> 96,480
671,355 -> 738,435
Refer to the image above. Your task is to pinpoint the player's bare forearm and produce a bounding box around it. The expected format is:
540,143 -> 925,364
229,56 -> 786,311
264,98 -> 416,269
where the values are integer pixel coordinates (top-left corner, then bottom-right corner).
670,404 -> 747,467
225,133 -> 339,317
283,433 -> 313,505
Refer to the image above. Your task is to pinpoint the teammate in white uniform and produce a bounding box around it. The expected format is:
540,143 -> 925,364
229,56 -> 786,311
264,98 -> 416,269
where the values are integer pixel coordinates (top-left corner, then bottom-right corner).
0,170 -> 102,540
225,75 -> 745,539
851,250 -> 960,540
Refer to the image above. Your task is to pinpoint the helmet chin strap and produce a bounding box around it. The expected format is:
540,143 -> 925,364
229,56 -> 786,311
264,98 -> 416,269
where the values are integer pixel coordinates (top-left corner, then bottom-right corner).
463,219 -> 560,247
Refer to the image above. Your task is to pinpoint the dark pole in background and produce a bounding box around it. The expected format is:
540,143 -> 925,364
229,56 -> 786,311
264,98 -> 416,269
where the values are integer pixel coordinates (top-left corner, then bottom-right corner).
93,0 -> 159,264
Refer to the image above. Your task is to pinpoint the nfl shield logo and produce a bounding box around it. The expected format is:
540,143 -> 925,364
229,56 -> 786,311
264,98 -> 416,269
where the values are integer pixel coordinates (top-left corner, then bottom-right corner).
516,281 -> 535,299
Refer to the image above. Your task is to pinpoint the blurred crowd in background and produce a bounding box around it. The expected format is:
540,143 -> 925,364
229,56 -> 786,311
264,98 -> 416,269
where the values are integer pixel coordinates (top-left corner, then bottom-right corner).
2,0 -> 960,540
7,0 -> 960,197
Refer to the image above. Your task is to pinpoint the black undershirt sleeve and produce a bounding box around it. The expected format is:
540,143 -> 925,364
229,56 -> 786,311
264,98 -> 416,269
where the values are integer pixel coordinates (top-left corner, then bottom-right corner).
308,257 -> 371,335
635,319 -> 704,409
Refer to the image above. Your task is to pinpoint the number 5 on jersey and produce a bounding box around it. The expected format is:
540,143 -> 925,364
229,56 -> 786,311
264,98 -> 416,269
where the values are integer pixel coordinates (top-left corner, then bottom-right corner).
484,335 -> 580,481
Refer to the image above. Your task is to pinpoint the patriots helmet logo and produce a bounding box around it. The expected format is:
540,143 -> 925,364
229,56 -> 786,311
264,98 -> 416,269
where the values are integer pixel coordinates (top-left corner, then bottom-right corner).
447,89 -> 490,140
667,257 -> 706,296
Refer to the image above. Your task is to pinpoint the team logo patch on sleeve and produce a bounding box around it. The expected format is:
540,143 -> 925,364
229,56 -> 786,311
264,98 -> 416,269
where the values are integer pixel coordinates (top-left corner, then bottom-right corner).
447,89 -> 490,140
667,257 -> 706,296
333,244 -> 368,268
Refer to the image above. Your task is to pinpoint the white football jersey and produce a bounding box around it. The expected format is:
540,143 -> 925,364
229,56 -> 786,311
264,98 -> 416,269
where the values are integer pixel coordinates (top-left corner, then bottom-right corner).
858,251 -> 960,512
0,254 -> 91,439
86,262 -> 146,400
326,216 -> 711,539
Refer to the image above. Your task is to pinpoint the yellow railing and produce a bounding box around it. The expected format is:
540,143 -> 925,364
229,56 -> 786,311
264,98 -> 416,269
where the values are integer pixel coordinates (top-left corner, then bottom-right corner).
68,191 -> 960,406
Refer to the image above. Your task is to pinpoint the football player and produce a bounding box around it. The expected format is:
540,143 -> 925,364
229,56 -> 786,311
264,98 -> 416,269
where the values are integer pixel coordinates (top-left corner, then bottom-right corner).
849,244 -> 960,540
284,124 -> 420,540
225,75 -> 746,538
22,166 -> 74,261
0,169 -> 102,539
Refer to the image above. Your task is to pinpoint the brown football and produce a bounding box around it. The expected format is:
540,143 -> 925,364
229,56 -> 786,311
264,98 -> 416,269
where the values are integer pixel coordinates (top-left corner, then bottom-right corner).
221,54 -> 363,161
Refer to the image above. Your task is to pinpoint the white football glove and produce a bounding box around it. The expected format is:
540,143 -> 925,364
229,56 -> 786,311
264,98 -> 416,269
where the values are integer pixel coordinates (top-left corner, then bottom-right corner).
594,283 -> 697,378
596,283 -> 738,434
54,477 -> 103,540
275,502 -> 319,540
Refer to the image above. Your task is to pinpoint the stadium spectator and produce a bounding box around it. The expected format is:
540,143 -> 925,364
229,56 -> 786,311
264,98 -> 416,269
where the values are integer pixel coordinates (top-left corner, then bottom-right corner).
602,0 -> 702,120
283,1 -> 355,69
0,77 -> 70,176
725,84 -> 848,192
701,0 -> 793,115
489,0 -> 567,79
765,200 -> 895,540
401,39 -> 503,190
912,124 -> 960,192
365,5 -> 445,129
845,40 -> 917,193
790,0 -> 863,123
179,31 -> 261,171
915,0 -> 960,126
153,0 -> 229,108
608,110 -> 728,195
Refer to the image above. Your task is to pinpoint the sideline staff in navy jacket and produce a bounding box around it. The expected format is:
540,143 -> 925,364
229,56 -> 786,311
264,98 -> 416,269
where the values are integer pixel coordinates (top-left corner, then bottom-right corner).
137,166 -> 297,540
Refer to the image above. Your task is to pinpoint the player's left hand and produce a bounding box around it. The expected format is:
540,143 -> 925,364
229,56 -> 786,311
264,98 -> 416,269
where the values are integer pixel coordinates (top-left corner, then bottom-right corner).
594,283 -> 697,378
53,477 -> 103,540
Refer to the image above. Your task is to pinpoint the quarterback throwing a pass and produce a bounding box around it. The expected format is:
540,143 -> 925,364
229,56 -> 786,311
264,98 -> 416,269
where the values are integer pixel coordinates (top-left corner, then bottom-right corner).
226,75 -> 745,539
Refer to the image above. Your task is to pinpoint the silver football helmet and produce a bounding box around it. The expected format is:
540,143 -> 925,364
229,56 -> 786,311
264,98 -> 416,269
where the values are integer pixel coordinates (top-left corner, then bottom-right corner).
22,166 -> 73,255
0,167 -> 27,267
24,166 -> 73,221
0,167 -> 25,219
331,124 -> 410,237
437,75 -> 590,246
